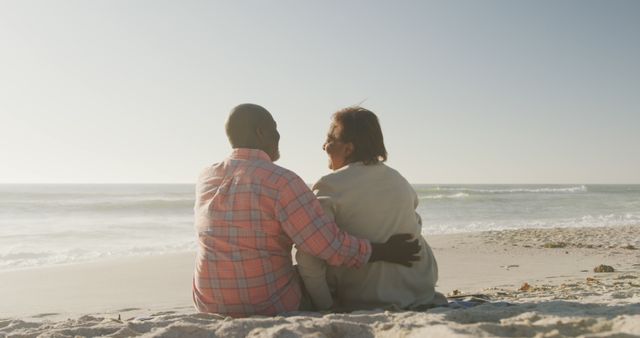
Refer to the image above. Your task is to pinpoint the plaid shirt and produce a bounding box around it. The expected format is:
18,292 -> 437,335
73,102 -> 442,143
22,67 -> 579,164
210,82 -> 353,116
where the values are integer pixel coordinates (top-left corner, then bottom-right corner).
192,148 -> 371,317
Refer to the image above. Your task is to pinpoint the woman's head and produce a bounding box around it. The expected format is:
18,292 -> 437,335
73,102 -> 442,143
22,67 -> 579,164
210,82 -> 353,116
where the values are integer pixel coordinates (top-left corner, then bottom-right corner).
323,106 -> 387,170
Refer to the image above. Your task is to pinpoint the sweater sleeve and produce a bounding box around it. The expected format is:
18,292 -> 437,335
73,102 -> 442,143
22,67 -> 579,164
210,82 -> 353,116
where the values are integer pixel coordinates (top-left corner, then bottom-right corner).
295,181 -> 339,310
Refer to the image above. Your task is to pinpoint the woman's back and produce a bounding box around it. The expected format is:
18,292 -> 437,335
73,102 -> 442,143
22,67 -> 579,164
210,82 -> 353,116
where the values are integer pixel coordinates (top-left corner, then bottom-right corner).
315,162 -> 418,242
298,162 -> 443,311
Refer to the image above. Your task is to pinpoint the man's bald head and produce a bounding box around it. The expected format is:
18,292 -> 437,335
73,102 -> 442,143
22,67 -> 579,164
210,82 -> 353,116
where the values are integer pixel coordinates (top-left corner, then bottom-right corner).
226,104 -> 280,161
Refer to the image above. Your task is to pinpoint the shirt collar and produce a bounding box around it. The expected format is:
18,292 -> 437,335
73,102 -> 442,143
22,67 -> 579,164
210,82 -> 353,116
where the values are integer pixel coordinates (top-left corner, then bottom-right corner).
229,148 -> 272,162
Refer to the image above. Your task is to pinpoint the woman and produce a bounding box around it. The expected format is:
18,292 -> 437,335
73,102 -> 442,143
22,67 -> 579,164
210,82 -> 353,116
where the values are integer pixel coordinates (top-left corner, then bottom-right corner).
296,106 -> 445,311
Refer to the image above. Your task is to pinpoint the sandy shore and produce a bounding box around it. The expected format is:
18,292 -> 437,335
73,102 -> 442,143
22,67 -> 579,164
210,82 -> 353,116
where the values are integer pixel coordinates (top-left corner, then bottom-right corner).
1,226 -> 639,337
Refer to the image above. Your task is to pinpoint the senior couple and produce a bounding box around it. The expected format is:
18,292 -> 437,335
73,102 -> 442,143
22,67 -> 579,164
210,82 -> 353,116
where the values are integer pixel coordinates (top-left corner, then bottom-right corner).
193,104 -> 445,317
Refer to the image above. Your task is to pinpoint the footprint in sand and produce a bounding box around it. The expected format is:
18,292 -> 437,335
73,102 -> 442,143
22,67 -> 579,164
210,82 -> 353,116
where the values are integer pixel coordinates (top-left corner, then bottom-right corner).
32,313 -> 59,318
500,265 -> 520,270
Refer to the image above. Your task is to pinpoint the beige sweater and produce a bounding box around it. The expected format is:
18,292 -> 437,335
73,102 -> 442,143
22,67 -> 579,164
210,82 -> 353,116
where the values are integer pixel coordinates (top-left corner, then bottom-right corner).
296,162 -> 443,311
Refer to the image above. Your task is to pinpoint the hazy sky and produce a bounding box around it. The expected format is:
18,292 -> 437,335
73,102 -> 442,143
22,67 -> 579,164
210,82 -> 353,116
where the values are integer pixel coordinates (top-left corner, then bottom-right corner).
1,0 -> 639,184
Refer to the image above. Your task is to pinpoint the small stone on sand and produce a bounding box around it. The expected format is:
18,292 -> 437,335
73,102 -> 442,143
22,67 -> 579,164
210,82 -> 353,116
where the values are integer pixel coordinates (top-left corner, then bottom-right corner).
449,289 -> 462,296
519,282 -> 532,291
543,242 -> 567,248
586,277 -> 600,284
593,264 -> 615,273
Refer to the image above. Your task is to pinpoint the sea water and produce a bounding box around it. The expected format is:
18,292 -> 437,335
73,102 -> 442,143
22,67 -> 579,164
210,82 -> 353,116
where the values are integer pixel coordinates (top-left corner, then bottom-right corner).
1,184 -> 639,271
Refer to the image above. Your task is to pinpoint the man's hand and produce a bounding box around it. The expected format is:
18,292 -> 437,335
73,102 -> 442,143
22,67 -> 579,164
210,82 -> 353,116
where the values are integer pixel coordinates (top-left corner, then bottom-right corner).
369,234 -> 421,267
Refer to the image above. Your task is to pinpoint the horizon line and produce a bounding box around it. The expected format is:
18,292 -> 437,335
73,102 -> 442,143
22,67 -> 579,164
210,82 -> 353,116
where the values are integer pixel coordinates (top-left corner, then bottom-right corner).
1,182 -> 639,185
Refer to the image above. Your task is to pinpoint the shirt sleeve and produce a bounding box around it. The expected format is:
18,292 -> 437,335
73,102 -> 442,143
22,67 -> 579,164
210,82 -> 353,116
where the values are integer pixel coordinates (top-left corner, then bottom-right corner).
276,174 -> 371,268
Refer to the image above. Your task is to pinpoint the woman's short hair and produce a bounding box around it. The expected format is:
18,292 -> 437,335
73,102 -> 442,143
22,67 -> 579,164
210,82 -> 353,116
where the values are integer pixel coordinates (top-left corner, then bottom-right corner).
332,106 -> 387,165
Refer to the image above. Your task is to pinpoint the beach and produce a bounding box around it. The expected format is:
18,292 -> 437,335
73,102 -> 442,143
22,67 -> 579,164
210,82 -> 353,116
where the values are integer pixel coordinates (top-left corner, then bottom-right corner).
3,0 -> 639,335
2,225 -> 639,337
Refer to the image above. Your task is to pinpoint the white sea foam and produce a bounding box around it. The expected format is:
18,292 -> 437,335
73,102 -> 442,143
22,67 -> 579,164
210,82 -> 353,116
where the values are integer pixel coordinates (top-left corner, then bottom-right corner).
434,185 -> 588,194
1,184 -> 639,270
423,213 -> 640,235
0,242 -> 197,271
421,192 -> 469,200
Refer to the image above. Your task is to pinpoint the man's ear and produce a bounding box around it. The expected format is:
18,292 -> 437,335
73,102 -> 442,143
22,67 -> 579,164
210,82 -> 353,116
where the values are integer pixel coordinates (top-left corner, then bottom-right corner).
344,142 -> 354,157
255,127 -> 265,143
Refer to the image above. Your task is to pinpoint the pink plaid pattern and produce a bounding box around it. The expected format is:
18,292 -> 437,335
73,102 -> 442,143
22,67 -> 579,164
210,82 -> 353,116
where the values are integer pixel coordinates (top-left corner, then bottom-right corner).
192,148 -> 371,317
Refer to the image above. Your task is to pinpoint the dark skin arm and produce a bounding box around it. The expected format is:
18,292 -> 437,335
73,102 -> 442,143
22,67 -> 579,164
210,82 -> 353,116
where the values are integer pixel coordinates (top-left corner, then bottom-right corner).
369,234 -> 421,267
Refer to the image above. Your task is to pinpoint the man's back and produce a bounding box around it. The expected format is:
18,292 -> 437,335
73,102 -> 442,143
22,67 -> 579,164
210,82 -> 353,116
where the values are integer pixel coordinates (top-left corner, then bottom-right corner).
193,148 -> 370,317
193,148 -> 302,316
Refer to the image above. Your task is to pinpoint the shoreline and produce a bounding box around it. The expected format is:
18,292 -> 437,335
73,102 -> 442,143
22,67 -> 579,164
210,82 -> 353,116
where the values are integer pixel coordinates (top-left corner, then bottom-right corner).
1,225 -> 639,336
3,223 -> 637,274
0,252 -> 197,320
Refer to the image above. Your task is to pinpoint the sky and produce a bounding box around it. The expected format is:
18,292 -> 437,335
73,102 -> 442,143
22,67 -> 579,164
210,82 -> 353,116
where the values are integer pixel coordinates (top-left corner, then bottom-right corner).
1,0 -> 639,184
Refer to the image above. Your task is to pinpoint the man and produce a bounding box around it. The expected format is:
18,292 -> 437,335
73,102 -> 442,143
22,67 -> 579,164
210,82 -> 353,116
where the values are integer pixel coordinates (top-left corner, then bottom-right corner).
193,104 -> 420,317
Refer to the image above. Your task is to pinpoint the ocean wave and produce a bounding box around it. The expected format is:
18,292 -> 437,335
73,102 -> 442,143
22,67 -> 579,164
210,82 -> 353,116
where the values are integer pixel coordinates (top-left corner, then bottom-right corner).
0,242 -> 197,271
422,212 -> 640,235
3,198 -> 196,213
0,249 -> 107,271
80,199 -> 195,211
433,185 -> 588,194
421,193 -> 469,200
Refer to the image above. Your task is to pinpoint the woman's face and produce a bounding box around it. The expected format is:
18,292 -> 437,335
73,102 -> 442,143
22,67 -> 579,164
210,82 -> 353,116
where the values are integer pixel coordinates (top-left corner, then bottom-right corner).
323,122 -> 353,171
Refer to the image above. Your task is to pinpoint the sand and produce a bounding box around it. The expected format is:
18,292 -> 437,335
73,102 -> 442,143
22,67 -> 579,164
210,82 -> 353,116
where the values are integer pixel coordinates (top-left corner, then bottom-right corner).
1,226 -> 639,337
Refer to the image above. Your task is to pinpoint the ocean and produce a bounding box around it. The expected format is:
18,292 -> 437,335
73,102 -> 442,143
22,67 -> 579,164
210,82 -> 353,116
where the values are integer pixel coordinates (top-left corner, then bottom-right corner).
1,184 -> 639,271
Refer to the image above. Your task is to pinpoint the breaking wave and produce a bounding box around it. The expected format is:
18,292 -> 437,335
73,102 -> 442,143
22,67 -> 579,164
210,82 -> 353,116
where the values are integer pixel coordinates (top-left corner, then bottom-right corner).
434,185 -> 587,194
421,193 -> 469,200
